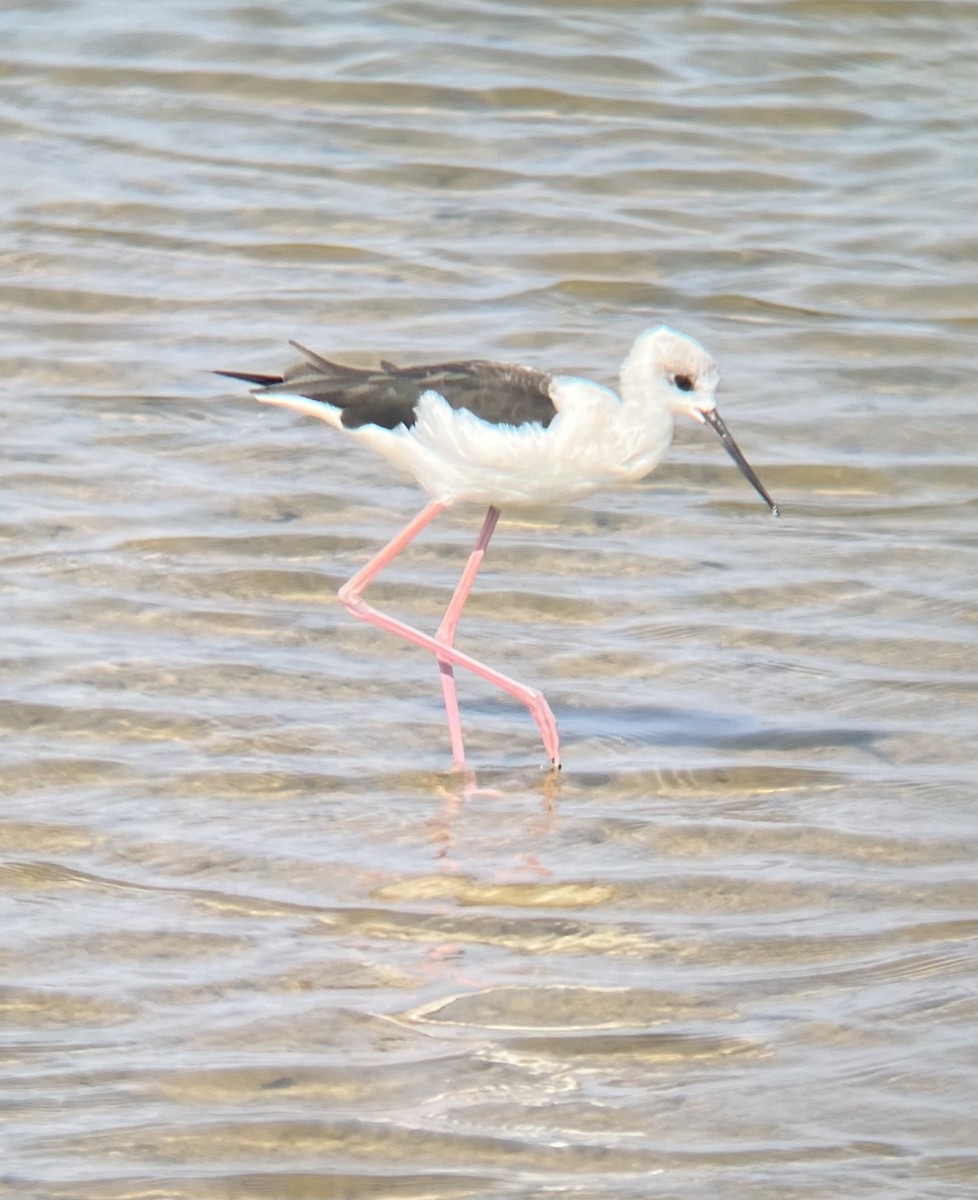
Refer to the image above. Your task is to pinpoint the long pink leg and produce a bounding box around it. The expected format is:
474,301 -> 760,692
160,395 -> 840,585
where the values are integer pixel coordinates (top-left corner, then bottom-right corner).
337,502 -> 560,768
434,506 -> 501,768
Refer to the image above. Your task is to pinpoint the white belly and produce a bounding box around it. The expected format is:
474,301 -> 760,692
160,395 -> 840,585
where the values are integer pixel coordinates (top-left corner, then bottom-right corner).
353,381 -> 674,507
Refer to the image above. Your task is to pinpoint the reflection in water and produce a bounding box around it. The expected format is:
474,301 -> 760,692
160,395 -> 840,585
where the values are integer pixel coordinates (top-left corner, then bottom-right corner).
1,0 -> 975,1196
428,766 -> 561,872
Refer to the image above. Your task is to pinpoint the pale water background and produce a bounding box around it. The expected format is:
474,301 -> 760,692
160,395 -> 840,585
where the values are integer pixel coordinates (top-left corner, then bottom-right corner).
1,2 -> 975,1197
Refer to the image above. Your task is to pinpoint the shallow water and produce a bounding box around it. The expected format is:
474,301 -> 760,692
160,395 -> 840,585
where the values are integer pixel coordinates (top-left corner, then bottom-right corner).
1,1 -> 975,1197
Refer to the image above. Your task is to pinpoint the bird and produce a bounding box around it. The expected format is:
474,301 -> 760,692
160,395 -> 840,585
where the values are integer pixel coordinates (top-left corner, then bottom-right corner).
217,326 -> 779,771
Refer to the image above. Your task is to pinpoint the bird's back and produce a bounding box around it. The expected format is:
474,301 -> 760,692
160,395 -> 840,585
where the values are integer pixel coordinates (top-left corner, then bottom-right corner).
245,343 -> 559,431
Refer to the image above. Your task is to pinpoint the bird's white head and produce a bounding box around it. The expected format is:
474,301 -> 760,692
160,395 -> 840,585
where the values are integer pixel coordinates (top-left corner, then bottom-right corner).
621,325 -> 779,515
621,326 -> 720,423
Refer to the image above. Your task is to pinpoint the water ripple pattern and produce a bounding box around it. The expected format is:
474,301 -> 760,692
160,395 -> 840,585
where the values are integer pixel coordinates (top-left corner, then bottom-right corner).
0,2 -> 975,1198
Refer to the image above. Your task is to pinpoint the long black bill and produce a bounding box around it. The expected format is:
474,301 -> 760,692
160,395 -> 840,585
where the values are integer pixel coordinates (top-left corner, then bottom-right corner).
702,408 -> 780,516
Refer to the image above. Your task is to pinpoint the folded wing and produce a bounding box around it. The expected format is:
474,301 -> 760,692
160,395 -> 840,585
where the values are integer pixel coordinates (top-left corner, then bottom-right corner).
217,341 -> 558,431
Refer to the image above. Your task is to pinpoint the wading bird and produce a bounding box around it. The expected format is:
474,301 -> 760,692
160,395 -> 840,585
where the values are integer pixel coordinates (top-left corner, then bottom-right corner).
218,327 -> 778,770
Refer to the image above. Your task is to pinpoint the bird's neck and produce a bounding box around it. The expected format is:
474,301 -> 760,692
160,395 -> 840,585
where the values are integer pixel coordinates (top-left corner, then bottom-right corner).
619,340 -> 662,411
610,342 -> 676,480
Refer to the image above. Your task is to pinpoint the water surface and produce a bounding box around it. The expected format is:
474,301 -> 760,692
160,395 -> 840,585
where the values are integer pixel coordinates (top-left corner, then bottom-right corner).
1,1 -> 975,1197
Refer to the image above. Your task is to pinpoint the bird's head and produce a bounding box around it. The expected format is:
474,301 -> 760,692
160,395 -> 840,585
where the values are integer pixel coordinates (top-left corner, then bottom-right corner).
623,326 -> 779,515
624,325 -> 719,416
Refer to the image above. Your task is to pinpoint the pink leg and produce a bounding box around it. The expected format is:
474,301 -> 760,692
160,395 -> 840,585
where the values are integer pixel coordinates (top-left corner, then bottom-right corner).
434,506 -> 501,768
337,502 -> 560,768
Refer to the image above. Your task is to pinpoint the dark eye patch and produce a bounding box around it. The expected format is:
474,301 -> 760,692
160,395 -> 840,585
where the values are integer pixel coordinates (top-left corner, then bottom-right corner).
673,374 -> 694,393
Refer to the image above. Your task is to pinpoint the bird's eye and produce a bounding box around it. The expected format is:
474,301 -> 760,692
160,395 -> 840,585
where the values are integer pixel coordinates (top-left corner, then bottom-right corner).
673,374 -> 694,393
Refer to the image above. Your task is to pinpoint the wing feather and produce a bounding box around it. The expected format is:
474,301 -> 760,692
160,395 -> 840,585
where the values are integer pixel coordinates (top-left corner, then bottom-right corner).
220,343 -> 558,431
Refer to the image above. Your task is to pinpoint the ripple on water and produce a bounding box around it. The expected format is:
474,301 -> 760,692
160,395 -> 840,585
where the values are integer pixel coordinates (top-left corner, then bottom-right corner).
1,0 -> 975,1196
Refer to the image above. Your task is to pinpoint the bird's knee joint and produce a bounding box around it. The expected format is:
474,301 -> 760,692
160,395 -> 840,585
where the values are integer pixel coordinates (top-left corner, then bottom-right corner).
338,583 -> 362,611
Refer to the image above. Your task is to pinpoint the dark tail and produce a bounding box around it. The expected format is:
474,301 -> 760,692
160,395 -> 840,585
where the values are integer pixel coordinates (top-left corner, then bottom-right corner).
214,369 -> 283,387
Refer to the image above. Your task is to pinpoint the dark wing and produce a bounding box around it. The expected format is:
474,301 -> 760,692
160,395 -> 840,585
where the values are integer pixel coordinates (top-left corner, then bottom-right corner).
214,369 -> 283,387
217,341 -> 557,431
